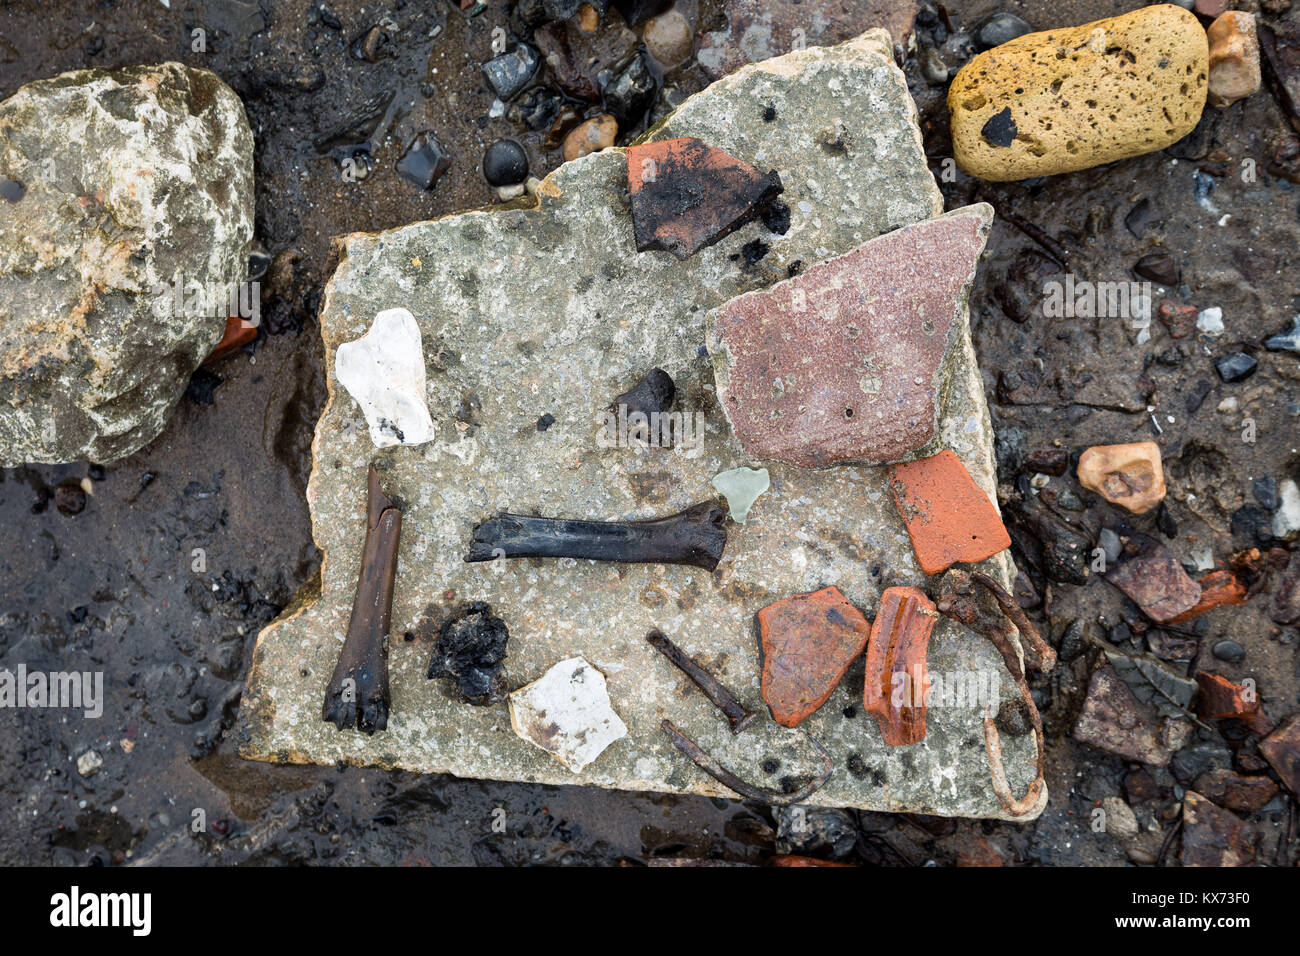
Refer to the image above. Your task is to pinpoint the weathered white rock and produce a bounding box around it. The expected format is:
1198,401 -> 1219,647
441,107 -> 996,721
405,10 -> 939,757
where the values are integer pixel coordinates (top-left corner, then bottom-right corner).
1274,479 -> 1300,541
76,750 -> 103,778
509,657 -> 628,772
334,307 -> 437,448
0,63 -> 254,465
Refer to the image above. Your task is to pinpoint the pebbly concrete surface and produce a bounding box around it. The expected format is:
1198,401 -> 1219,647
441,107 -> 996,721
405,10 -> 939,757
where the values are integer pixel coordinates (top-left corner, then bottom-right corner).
238,32 -> 1041,819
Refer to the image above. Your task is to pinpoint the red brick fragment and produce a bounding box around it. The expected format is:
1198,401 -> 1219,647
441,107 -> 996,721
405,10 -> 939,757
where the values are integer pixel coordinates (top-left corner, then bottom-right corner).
1180,791 -> 1257,867
626,137 -> 782,260
204,315 -> 257,364
1156,299 -> 1197,338
1259,714 -> 1300,796
887,450 -> 1011,575
862,586 -> 937,746
758,586 -> 870,728
1165,569 -> 1248,624
708,205 -> 992,468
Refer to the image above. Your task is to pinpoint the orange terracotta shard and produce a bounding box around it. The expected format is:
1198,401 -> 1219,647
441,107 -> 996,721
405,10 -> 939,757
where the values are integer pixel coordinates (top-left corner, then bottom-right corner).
887,450 -> 1011,575
1166,569 -> 1249,624
758,585 -> 870,728
626,137 -> 783,260
1195,671 -> 1268,735
862,586 -> 937,746
204,314 -> 257,364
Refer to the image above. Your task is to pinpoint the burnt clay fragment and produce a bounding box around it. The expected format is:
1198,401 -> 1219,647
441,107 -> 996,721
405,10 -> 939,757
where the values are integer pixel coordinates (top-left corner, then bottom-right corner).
427,602 -> 511,705
626,137 -> 783,260
465,501 -> 727,570
323,464 -> 402,734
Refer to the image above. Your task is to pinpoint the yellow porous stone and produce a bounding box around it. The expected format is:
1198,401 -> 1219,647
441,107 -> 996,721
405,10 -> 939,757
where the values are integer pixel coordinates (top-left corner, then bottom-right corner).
949,4 -> 1208,181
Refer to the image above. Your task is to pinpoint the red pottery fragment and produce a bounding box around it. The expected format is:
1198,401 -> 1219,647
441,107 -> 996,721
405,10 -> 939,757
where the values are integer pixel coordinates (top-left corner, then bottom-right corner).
1156,299 -> 1197,338
625,137 -> 783,260
204,315 -> 257,364
862,585 -> 937,745
708,204 -> 992,468
1180,791 -> 1257,867
757,585 -> 871,728
887,449 -> 1011,575
1103,532 -> 1202,623
1165,569 -> 1248,623
1259,714 -> 1300,796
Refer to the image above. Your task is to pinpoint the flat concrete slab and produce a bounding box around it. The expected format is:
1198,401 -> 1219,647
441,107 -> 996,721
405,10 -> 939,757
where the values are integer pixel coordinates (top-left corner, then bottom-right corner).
238,31 -> 1045,819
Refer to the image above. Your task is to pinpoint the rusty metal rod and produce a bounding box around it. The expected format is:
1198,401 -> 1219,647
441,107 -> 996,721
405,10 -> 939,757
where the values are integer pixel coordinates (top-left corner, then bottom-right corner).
647,629 -> 756,734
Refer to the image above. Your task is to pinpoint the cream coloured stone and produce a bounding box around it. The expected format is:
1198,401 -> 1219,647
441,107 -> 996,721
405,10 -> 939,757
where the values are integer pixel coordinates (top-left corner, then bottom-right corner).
1077,441 -> 1167,514
334,307 -> 437,448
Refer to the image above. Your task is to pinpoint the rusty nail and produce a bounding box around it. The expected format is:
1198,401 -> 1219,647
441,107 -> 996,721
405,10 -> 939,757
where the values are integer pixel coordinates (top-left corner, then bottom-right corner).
647,628 -> 756,734
660,719 -> 832,806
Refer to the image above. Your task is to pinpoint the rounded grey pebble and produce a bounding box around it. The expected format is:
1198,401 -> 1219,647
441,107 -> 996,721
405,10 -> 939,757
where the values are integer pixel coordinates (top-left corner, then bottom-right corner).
1212,639 -> 1245,663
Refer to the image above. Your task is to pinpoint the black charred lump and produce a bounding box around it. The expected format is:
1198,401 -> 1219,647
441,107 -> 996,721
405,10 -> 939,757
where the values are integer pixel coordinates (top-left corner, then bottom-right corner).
426,602 -> 511,705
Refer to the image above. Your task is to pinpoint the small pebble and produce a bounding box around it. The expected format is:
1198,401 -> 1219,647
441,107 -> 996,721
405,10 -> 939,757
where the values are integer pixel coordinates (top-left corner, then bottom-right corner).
562,114 -> 617,162
396,132 -> 452,190
975,12 -> 1032,50
1274,479 -> 1300,540
1196,306 -> 1224,336
77,750 -> 103,777
1215,352 -> 1257,383
1212,639 -> 1246,662
482,138 -> 528,186
1207,11 -> 1261,108
920,47 -> 949,85
55,484 -> 86,516
642,9 -> 693,68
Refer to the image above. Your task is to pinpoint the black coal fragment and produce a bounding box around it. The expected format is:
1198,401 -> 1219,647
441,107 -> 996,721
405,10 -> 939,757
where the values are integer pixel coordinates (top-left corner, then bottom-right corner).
0,178 -> 25,203
611,0 -> 670,27
1134,252 -> 1179,287
396,131 -> 452,190
465,501 -> 728,570
426,602 -> 510,705
323,465 -> 402,734
602,50 -> 657,129
611,367 -> 675,419
1215,352 -> 1258,383
981,107 -> 1017,147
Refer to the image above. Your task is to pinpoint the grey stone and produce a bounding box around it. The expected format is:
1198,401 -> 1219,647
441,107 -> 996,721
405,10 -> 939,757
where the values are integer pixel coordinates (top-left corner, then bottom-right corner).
239,32 -> 1038,818
0,63 -> 253,466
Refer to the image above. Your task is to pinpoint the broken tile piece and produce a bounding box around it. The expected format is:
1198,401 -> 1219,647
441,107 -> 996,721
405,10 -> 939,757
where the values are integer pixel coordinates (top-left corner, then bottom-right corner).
509,656 -> 628,772
862,586 -> 937,746
1194,670 -> 1260,721
335,307 -> 437,448
1072,659 -> 1191,767
1076,441 -> 1166,514
711,466 -> 769,522
626,137 -> 783,260
1258,714 -> 1300,795
1166,569 -> 1248,624
708,205 -> 993,468
887,449 -> 1011,575
758,586 -> 871,728
1180,791 -> 1257,867
1104,533 -> 1202,622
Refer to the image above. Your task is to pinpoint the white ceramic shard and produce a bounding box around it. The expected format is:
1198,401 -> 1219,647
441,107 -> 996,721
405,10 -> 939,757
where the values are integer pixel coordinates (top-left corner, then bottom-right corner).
711,466 -> 770,523
335,307 -> 436,448
509,657 -> 628,772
